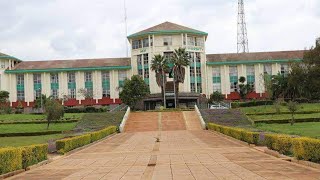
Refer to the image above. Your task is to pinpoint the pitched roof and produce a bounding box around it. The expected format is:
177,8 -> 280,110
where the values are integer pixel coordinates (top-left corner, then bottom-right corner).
128,21 -> 208,39
11,57 -> 131,70
0,52 -> 21,61
206,50 -> 305,63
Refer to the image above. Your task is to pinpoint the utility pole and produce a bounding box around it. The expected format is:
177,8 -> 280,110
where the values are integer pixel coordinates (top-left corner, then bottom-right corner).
237,0 -> 249,53
124,0 -> 128,57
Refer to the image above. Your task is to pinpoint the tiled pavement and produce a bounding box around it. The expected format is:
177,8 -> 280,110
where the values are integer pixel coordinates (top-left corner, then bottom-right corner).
9,112 -> 320,180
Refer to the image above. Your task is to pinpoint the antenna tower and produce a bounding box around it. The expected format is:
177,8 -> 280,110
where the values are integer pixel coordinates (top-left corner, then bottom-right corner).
237,0 -> 249,53
124,0 -> 128,57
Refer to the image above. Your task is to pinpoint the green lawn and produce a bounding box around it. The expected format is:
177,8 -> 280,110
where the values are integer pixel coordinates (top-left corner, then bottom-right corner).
0,134 -> 66,147
249,112 -> 320,121
75,112 -> 125,132
254,122 -> 320,139
241,103 -> 320,115
0,123 -> 77,133
0,113 -> 84,122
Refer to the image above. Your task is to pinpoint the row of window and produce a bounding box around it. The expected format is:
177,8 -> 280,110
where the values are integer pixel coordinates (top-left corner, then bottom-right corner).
132,37 -> 153,49
16,71 -> 127,101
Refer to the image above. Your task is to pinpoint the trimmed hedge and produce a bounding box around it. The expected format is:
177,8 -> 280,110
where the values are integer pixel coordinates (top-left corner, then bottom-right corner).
0,144 -> 48,175
207,123 -> 259,145
64,106 -> 108,113
208,123 -> 320,163
254,118 -> 320,124
246,111 -> 320,116
231,100 -> 273,108
292,137 -> 320,163
0,131 -> 62,137
0,120 -> 79,125
56,126 -> 117,154
0,148 -> 22,175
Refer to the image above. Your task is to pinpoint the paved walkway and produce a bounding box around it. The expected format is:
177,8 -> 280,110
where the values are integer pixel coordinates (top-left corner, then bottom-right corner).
10,112 -> 320,180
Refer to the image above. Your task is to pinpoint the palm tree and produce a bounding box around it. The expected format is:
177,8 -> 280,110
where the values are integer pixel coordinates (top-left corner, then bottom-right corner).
171,48 -> 190,107
151,54 -> 170,106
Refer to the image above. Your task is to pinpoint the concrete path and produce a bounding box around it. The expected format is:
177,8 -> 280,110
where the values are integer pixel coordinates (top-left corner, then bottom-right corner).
10,111 -> 320,180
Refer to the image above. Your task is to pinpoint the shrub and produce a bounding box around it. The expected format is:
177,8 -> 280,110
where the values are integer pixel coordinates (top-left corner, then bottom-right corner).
56,134 -> 91,154
231,100 -> 273,108
85,106 -> 98,113
292,137 -> 320,163
0,148 -> 22,175
21,144 -> 48,169
207,123 -> 259,145
90,126 -> 117,142
64,107 -> 86,113
264,134 -> 293,155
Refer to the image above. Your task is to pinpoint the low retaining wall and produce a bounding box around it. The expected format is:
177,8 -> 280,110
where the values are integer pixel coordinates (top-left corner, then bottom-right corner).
119,107 -> 131,133
194,105 -> 206,130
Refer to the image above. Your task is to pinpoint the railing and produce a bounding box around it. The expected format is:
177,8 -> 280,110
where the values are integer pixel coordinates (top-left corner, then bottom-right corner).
119,107 -> 130,133
109,104 -> 128,112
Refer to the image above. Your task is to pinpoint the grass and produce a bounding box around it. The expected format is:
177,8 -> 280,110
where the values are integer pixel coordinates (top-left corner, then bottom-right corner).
249,112 -> 320,121
0,123 -> 77,133
200,109 -> 251,127
241,103 -> 320,115
0,113 -> 84,122
75,112 -> 125,132
254,122 -> 320,139
0,134 -> 66,147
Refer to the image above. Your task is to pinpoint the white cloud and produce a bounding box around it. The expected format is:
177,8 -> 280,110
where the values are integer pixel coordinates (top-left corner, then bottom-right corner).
0,0 -> 319,60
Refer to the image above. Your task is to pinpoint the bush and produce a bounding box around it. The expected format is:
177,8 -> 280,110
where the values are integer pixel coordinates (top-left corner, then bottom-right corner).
0,144 -> 48,175
207,123 -> 259,145
85,106 -> 98,113
56,126 -> 117,154
64,107 -> 86,113
292,137 -> 320,163
231,100 -> 273,108
21,144 -> 48,169
264,134 -> 293,155
90,126 -> 117,142
64,106 -> 108,113
0,148 -> 22,175
56,134 -> 91,154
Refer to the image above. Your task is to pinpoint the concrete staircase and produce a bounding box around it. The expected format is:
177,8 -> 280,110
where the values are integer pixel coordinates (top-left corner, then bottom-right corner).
124,111 -> 202,132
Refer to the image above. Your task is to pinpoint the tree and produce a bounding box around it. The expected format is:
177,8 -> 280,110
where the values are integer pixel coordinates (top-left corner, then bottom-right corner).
119,75 -> 150,110
303,45 -> 320,100
287,101 -> 298,126
34,94 -> 48,110
0,91 -> 11,114
238,76 -> 253,100
209,91 -> 224,104
45,98 -> 64,129
171,48 -> 190,107
78,88 -> 94,106
151,54 -> 170,107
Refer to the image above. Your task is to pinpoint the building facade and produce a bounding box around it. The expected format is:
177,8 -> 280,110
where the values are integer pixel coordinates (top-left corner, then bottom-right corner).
0,22 -> 305,109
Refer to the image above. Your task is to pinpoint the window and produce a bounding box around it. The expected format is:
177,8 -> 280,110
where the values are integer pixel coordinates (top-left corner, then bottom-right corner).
196,67 -> 201,77
137,55 -> 142,66
229,66 -> 238,92
68,89 -> 76,99
102,89 -> 110,97
68,72 -> 76,83
132,39 -> 142,49
195,52 -> 201,63
0,61 -> 5,68
138,69 -> 143,76
118,71 -> 127,81
163,36 -> 172,46
84,72 -> 92,82
143,54 -> 148,65
190,68 -> 195,77
183,34 -> 186,45
264,64 -> 272,75
51,89 -> 59,99
50,73 -> 59,83
187,37 -> 195,46
150,36 -> 153,46
34,89 -> 41,99
17,74 -> 24,85
143,38 -> 149,47
195,37 -> 204,47
246,65 -> 255,90
164,52 -> 174,61
17,90 -> 25,101
190,83 -> 196,92
144,68 -> 149,78
197,83 -> 202,93
212,67 -> 221,92
102,71 -> 110,81
281,64 -> 289,75
33,74 -> 41,84
189,52 -> 195,63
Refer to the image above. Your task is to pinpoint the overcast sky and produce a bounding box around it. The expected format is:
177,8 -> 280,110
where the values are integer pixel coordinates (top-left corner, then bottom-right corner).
0,0 -> 319,61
